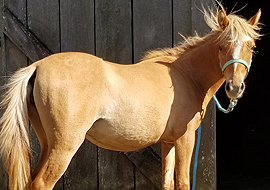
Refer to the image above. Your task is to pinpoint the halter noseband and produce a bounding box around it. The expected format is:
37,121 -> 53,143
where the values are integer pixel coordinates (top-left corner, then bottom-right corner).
219,53 -> 252,78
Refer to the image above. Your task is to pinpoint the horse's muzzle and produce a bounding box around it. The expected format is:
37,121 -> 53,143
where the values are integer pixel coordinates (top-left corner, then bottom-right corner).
225,80 -> 245,99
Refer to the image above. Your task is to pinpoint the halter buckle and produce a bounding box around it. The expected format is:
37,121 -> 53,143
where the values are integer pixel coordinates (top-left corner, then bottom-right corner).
228,99 -> 238,112
213,95 -> 238,114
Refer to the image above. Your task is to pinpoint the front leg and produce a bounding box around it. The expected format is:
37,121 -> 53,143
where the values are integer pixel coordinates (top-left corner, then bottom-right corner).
162,141 -> 175,190
174,131 -> 196,190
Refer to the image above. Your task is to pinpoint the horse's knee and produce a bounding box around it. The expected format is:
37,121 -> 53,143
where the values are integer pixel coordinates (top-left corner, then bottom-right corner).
31,178 -> 46,190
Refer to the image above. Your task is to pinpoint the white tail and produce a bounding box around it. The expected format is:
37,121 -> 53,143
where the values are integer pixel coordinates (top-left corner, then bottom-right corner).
0,64 -> 37,190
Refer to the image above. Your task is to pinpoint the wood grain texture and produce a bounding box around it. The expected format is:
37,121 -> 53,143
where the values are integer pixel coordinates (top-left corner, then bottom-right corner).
60,0 -> 95,53
173,0 -> 192,44
190,1 -> 216,189
27,0 -> 63,189
125,147 -> 162,189
2,8 -> 51,62
133,0 -> 172,62
95,0 -> 132,64
0,1 -> 28,189
194,100 -> 216,190
60,1 -> 98,189
98,150 -> 134,190
95,1 -> 135,189
135,168 -> 159,190
27,0 -> 60,53
64,140 -> 98,190
191,0 -> 214,36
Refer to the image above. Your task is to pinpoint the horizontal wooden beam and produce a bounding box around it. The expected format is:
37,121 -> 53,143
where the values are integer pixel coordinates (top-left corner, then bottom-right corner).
2,7 -> 51,62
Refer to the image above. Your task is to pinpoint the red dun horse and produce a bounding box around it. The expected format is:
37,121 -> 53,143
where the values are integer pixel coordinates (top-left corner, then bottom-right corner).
0,6 -> 261,190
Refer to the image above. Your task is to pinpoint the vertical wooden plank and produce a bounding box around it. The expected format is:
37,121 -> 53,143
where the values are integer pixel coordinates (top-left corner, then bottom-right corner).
95,1 -> 135,189
27,0 -> 60,53
190,1 -> 216,189
5,37 -> 28,71
95,0 -> 132,64
174,1 -> 217,189
133,1 -> 172,189
0,1 -> 28,189
4,0 -> 28,71
27,1 -> 62,189
4,0 -> 27,25
0,2 -> 7,189
125,148 -> 162,189
196,100 -> 216,190
98,150 -> 134,190
60,2 -> 97,189
2,8 -> 51,62
0,53 -> 7,187
173,0 -> 192,44
60,0 -> 95,53
64,140 -> 98,190
135,169 -> 159,190
133,0 -> 172,62
191,0 -> 215,35
0,0 -> 6,88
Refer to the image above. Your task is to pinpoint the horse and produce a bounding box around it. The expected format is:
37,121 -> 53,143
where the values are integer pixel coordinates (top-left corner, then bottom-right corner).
0,6 -> 261,190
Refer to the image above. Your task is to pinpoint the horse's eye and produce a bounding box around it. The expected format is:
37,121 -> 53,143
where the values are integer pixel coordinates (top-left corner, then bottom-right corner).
219,46 -> 222,51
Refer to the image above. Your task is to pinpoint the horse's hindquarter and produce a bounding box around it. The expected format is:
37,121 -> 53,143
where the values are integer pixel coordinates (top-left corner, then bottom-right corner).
33,53 -> 108,141
87,59 -> 175,151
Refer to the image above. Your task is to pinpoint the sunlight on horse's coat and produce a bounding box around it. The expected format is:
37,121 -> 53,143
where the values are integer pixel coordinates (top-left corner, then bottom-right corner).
0,4 -> 261,190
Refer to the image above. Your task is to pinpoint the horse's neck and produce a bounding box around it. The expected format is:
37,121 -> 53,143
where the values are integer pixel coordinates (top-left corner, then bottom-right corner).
174,33 -> 225,106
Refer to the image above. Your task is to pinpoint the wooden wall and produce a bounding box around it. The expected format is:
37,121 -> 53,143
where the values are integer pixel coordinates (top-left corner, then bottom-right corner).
0,0 -> 216,189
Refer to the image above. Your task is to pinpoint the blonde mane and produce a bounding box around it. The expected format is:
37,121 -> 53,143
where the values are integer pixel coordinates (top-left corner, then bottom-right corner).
142,35 -> 205,61
143,6 -> 261,61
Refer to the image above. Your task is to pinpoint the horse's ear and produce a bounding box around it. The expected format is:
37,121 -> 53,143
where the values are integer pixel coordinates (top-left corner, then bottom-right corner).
248,9 -> 261,26
218,9 -> 229,30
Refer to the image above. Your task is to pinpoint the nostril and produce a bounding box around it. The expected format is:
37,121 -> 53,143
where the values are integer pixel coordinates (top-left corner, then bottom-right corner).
240,82 -> 245,91
225,82 -> 233,92
225,83 -> 230,92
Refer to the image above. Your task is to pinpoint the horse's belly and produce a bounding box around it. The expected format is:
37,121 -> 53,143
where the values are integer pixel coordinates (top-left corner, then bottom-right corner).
86,118 -> 165,151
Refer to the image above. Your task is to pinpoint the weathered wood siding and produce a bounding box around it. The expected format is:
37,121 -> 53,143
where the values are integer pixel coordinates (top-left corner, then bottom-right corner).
0,0 -> 216,189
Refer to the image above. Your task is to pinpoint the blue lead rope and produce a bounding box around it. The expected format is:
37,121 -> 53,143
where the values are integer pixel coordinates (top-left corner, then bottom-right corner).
192,124 -> 201,190
192,95 -> 236,189
213,94 -> 238,114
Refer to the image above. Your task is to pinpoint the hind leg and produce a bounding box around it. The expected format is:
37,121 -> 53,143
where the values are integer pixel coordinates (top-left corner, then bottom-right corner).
31,129 -> 86,190
29,104 -> 92,189
28,103 -> 48,180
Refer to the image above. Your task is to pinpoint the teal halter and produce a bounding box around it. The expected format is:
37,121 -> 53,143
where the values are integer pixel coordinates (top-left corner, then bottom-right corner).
219,54 -> 252,78
214,54 -> 252,113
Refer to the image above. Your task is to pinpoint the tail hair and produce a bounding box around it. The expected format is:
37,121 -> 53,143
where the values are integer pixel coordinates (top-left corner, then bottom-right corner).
0,65 -> 36,190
